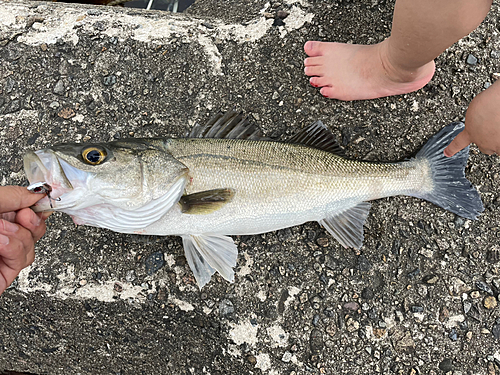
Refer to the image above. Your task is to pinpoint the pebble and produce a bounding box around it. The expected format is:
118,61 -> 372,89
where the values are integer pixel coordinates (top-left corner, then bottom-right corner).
125,270 -> 136,282
282,351 -> 292,362
448,329 -> 458,341
484,296 -> 498,310
246,355 -> 256,365
492,323 -> 500,340
476,281 -> 493,295
448,277 -> 471,296
466,54 -> 478,65
309,329 -> 324,353
491,50 -> 500,59
470,291 -> 481,299
53,79 -> 65,95
423,274 -> 439,284
411,305 -> 424,313
103,75 -> 117,86
219,299 -> 234,317
49,101 -> 60,109
145,252 -> 165,275
316,237 -> 329,247
361,287 -> 374,300
343,302 -> 360,312
439,358 -> 454,372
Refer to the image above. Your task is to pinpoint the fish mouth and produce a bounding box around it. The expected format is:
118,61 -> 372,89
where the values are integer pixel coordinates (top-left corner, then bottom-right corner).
23,150 -> 76,212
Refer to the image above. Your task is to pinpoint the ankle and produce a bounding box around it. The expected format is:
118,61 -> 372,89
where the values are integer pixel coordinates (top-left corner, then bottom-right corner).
378,38 -> 435,84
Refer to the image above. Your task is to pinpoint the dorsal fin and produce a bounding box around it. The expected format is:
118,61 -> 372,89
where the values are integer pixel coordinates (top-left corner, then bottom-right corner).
287,120 -> 345,156
189,111 -> 262,140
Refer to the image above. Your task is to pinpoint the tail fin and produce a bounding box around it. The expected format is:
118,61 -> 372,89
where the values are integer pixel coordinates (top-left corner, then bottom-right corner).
412,122 -> 483,220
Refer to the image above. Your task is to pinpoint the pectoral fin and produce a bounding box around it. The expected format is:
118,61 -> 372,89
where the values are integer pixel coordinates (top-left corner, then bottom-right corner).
179,188 -> 235,215
319,202 -> 371,249
182,234 -> 238,289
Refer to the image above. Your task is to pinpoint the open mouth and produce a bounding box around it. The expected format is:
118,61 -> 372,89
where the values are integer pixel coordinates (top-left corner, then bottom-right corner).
23,150 -> 75,212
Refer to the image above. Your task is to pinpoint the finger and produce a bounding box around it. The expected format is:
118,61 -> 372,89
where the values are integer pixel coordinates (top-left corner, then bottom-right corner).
0,212 -> 16,222
0,236 -> 30,296
15,208 -> 47,243
0,186 -> 46,214
0,219 -> 34,259
444,130 -> 471,157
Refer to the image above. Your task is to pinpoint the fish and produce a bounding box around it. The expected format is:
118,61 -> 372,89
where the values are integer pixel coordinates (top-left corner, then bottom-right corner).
23,111 -> 484,288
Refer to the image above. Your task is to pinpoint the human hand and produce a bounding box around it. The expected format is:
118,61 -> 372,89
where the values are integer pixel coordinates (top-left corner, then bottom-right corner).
0,186 -> 50,296
445,79 -> 500,157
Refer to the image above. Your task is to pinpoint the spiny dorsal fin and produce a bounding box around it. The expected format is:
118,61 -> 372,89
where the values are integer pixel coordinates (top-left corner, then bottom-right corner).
287,120 -> 345,156
189,111 -> 262,140
319,202 -> 371,249
179,188 -> 235,214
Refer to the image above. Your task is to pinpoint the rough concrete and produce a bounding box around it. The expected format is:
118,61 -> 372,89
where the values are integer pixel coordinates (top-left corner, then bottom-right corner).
0,0 -> 499,374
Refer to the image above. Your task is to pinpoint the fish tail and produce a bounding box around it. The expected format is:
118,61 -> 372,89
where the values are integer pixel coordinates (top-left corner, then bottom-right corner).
411,122 -> 484,219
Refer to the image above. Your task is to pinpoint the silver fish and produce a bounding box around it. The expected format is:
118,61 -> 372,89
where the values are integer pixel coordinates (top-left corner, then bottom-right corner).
24,111 -> 483,288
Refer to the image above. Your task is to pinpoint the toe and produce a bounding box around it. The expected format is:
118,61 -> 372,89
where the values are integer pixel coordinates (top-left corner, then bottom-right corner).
309,76 -> 330,88
304,56 -> 323,67
319,86 -> 337,99
304,41 -> 324,57
304,65 -> 324,77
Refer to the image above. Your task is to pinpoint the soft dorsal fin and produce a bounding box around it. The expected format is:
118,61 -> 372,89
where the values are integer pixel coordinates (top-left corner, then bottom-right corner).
179,188 -> 235,215
189,111 -> 262,140
319,202 -> 371,249
287,120 -> 345,156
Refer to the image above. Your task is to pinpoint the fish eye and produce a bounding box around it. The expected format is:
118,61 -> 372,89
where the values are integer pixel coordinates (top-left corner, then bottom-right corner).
82,147 -> 107,165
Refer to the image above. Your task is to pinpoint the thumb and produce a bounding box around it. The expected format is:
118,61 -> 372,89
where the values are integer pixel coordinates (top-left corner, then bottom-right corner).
444,129 -> 471,157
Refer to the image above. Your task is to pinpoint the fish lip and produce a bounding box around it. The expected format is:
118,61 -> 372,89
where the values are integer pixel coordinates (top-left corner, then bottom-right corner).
23,150 -> 74,211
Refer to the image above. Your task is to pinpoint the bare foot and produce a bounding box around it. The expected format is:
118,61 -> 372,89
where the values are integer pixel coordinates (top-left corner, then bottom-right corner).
303,39 -> 435,101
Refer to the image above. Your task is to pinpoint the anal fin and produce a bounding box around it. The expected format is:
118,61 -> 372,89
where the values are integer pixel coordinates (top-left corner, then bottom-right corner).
319,202 -> 371,249
182,234 -> 238,289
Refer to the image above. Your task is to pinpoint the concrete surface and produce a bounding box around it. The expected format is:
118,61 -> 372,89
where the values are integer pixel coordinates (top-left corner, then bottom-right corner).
1,0 -> 499,374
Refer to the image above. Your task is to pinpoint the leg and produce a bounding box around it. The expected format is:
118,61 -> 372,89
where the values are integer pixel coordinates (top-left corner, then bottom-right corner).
304,0 -> 492,101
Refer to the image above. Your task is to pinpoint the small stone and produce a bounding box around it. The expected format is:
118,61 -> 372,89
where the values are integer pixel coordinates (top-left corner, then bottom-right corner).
79,279 -> 87,286
346,317 -> 359,332
145,252 -> 165,275
49,101 -> 60,109
373,328 -> 386,338
492,323 -> 500,340
316,237 -> 329,247
282,351 -> 292,362
423,274 -> 439,284
299,293 -> 308,303
276,10 -> 289,19
343,301 -> 360,312
246,355 -> 256,365
493,73 -> 500,81
53,79 -> 65,95
57,107 -> 75,119
484,296 -> 498,310
439,306 -> 450,322
470,291 -> 481,299
411,305 -> 424,313
476,281 -> 493,295
466,331 -> 473,341
103,75 -> 117,86
491,50 -> 500,59
219,299 -> 234,317
466,54 -> 478,65
448,328 -> 458,341
484,82 -> 492,89
114,282 -> 123,292
361,287 -> 374,300
325,323 -> 337,337
40,43 -> 48,51
439,358 -> 454,372
125,270 -> 136,282
448,277 -> 471,296
310,329 -> 324,353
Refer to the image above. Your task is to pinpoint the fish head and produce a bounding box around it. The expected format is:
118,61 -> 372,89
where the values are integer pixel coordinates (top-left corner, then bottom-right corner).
24,139 -> 188,225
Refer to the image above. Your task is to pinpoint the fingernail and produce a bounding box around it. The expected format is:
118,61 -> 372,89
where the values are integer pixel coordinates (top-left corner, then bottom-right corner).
31,214 -> 42,227
2,220 -> 18,233
0,234 -> 9,245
